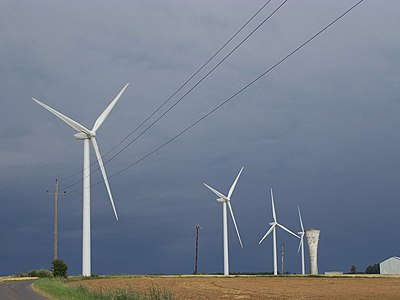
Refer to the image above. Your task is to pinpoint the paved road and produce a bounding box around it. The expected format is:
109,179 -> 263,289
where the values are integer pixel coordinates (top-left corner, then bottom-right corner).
0,280 -> 48,300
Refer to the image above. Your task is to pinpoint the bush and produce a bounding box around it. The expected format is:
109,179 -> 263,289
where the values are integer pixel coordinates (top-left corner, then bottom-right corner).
15,269 -> 52,278
28,269 -> 53,278
52,259 -> 68,278
365,263 -> 380,274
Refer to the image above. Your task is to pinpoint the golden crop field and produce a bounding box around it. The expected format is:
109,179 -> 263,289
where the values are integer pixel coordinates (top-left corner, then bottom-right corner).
70,275 -> 400,300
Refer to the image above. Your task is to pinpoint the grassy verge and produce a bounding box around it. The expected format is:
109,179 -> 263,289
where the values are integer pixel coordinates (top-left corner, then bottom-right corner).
33,278 -> 175,300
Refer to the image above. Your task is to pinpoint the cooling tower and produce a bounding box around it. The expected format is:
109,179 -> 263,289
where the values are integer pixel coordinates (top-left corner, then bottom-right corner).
305,229 -> 320,275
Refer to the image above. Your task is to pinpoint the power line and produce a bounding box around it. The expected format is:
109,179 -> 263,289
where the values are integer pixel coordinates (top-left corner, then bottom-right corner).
60,0 -> 275,183
63,0 -> 287,190
101,0 -> 276,157
70,0 -> 365,193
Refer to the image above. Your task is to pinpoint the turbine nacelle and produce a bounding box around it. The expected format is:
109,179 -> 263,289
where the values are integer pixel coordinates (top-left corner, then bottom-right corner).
74,132 -> 96,140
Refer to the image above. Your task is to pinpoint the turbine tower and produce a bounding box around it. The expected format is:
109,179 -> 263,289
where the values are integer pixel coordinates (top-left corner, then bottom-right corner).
203,167 -> 244,275
297,206 -> 306,275
33,83 -> 129,276
259,189 -> 299,275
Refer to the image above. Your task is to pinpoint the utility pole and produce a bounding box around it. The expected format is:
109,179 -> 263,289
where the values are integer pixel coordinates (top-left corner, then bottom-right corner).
281,242 -> 285,275
47,179 -> 66,261
193,223 -> 202,274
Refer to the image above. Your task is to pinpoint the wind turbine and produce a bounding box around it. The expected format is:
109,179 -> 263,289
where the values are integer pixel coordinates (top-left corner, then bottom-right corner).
203,167 -> 244,275
297,206 -> 305,275
33,83 -> 129,276
258,188 -> 299,275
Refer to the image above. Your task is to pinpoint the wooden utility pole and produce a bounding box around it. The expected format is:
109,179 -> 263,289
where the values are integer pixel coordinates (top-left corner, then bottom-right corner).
47,179 -> 66,261
193,223 -> 202,274
281,242 -> 285,275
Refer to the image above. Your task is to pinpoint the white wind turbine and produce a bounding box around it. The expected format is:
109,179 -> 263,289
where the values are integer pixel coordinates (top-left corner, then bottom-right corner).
297,206 -> 305,275
259,188 -> 299,275
33,83 -> 129,276
203,167 -> 244,275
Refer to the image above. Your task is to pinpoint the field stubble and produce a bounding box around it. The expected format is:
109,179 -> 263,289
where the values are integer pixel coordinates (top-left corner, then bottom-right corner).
70,275 -> 400,300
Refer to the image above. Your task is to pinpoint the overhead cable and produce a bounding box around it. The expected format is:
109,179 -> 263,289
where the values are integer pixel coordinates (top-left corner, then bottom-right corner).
60,0 -> 275,182
70,0 -> 365,193
63,0 -> 288,190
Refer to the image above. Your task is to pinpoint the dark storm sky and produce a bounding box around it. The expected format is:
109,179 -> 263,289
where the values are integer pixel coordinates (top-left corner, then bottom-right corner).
1,0 -> 400,275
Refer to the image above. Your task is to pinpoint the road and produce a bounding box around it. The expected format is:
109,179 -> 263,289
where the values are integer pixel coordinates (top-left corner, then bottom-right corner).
0,280 -> 48,300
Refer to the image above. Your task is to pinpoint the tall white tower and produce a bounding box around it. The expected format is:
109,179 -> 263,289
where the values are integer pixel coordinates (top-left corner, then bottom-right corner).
305,229 -> 320,275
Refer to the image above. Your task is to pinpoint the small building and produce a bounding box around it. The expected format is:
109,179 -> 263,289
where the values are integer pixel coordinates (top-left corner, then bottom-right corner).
380,256 -> 400,274
324,271 -> 343,276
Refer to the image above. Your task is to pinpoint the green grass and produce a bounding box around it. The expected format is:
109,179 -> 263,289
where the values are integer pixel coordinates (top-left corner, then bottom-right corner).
33,278 -> 175,300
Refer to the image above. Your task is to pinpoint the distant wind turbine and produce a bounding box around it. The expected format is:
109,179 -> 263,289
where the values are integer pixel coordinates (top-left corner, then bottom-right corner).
259,189 -> 299,275
297,206 -> 306,275
203,167 -> 244,275
33,83 -> 129,276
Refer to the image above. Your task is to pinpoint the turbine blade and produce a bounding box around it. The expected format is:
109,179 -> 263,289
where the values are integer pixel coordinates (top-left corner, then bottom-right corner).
298,236 -> 303,253
92,83 -> 129,132
270,188 -> 277,222
203,183 -> 229,202
91,137 -> 119,221
227,201 -> 243,248
227,166 -> 244,199
258,224 -> 275,244
298,206 -> 305,232
32,98 -> 91,134
276,222 -> 299,239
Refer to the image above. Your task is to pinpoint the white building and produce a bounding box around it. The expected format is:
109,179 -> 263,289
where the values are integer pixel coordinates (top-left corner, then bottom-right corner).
380,256 -> 400,274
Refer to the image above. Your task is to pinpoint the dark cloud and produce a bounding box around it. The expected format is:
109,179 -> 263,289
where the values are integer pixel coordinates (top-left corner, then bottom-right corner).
1,0 -> 400,276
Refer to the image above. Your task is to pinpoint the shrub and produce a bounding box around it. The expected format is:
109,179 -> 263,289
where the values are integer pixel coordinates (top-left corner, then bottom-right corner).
52,259 -> 68,278
28,269 -> 53,278
15,269 -> 52,278
365,263 -> 380,274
